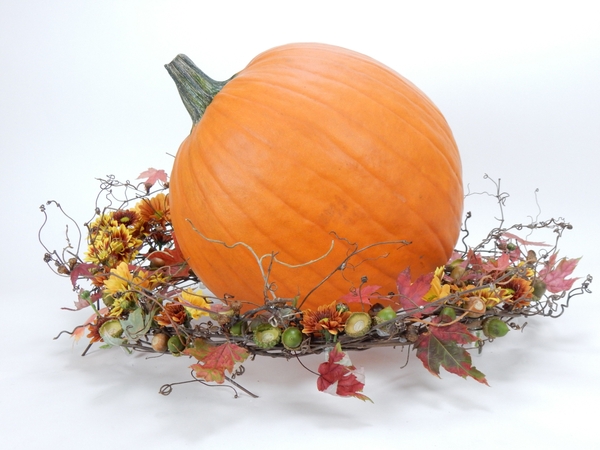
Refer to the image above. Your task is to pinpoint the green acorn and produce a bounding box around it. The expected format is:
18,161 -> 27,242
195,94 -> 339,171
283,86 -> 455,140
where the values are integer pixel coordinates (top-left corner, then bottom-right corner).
450,265 -> 465,282
376,306 -> 397,322
532,279 -> 547,300
167,335 -> 186,355
439,306 -> 457,322
368,302 -> 385,316
281,327 -> 303,349
229,320 -> 246,336
253,324 -> 281,349
344,312 -> 372,337
373,306 -> 397,336
482,317 -> 510,338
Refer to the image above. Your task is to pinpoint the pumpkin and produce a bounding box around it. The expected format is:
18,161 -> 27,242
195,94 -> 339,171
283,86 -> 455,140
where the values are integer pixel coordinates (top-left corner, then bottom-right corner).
166,43 -> 463,311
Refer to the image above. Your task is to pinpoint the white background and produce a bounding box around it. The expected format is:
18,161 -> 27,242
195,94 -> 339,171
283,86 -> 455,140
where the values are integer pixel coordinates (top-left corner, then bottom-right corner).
1,1 -> 599,448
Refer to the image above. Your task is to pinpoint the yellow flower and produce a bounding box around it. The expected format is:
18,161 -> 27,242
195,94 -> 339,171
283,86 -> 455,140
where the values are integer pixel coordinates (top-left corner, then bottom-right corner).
457,285 -> 511,308
180,289 -> 211,320
104,261 -> 151,303
85,222 -> 142,267
424,266 -> 451,302
109,297 -> 132,317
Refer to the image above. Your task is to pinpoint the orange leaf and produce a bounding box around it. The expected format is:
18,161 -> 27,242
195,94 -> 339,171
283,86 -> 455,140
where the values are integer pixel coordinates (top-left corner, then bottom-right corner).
186,341 -> 249,384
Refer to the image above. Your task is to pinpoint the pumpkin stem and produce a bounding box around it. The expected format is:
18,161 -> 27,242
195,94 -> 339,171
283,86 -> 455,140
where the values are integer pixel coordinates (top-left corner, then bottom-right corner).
165,54 -> 231,125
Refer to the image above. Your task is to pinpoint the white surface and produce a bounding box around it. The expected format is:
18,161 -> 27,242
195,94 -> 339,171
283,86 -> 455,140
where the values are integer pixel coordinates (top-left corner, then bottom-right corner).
1,1 -> 599,448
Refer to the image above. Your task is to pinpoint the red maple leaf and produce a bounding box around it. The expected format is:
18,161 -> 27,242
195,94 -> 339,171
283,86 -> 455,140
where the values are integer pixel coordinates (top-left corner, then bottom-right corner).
69,262 -> 99,287
538,254 -> 581,293
396,268 -> 436,317
481,253 -> 511,273
414,318 -> 488,384
137,168 -> 168,189
317,343 -> 372,402
147,247 -> 190,277
186,340 -> 249,384
339,284 -> 382,305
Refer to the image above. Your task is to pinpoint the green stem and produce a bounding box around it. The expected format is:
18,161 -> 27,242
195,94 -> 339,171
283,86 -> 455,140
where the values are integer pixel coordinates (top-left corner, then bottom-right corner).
164,54 -> 232,125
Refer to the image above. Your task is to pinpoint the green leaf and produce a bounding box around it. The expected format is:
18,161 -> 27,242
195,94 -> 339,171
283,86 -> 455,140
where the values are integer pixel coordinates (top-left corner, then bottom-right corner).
120,308 -> 153,340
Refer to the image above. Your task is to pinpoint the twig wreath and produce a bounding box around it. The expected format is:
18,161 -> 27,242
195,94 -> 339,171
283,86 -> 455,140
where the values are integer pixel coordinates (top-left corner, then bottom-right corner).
40,170 -> 592,401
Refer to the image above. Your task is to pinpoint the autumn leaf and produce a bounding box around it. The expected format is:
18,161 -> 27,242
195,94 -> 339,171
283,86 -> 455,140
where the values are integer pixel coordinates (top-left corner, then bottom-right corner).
501,231 -> 552,247
69,262 -> 99,287
339,284 -> 382,305
137,168 -> 168,189
396,268 -> 436,317
539,254 -> 581,293
414,318 -> 488,385
186,340 -> 249,384
72,308 -> 109,342
66,289 -> 102,311
147,246 -> 190,277
317,343 -> 372,402
482,253 -> 511,273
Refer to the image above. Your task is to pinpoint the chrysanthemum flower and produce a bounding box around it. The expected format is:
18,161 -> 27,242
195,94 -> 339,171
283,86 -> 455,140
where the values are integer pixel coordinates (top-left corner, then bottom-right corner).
155,303 -> 188,327
136,193 -> 170,225
103,261 -> 151,304
112,209 -> 143,235
503,277 -> 534,308
85,223 -> 143,267
86,315 -> 111,343
424,266 -> 451,302
457,285 -> 511,308
301,301 -> 351,336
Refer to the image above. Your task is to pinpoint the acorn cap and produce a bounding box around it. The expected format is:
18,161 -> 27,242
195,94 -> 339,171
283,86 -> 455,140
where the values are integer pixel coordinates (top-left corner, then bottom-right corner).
344,312 -> 372,337
253,324 -> 281,349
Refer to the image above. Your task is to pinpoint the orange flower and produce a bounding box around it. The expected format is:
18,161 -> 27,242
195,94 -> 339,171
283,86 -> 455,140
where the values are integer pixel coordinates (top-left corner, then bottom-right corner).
155,303 -> 187,327
503,277 -> 534,309
86,315 -> 111,343
301,301 -> 351,336
136,193 -> 170,225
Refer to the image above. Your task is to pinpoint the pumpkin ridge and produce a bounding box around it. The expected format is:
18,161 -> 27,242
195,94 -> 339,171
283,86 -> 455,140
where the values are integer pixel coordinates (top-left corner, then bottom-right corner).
178,113 -> 439,299
220,76 -> 462,206
210,87 -> 454,257
289,63 -> 462,187
173,142 -> 271,302
228,69 -> 462,199
215,77 -> 461,252
245,46 -> 458,155
185,104 -> 454,295
182,119 -> 350,286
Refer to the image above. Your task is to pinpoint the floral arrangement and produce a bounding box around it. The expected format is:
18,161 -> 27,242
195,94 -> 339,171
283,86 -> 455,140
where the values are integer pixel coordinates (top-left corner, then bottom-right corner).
40,169 -> 592,401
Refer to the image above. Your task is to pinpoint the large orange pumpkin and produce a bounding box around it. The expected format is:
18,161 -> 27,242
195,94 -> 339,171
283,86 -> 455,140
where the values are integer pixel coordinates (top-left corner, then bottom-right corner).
166,43 -> 463,311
